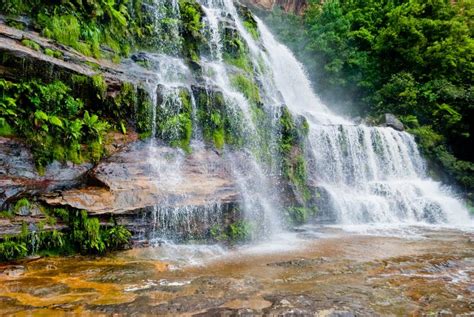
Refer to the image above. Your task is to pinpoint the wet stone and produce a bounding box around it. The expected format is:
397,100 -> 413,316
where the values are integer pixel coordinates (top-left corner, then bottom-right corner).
267,257 -> 328,268
1,265 -> 26,277
29,283 -> 71,297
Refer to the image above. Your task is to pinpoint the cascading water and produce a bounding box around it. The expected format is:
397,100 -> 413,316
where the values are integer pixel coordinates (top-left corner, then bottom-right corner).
137,0 -> 472,244
256,19 -> 472,228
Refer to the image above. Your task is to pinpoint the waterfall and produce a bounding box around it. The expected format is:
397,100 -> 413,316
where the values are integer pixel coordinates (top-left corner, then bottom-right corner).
255,18 -> 472,227
138,0 -> 472,242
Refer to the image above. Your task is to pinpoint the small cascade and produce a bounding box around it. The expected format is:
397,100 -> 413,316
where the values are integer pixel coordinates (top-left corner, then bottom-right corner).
149,0 -> 182,54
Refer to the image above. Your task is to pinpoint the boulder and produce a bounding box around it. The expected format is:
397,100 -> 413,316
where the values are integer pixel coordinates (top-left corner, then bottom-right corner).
383,113 -> 404,131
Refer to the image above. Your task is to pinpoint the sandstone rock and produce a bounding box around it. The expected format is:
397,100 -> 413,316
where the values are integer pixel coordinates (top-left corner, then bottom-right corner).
44,141 -> 240,215
317,309 -> 355,317
0,137 -> 92,208
242,0 -> 308,14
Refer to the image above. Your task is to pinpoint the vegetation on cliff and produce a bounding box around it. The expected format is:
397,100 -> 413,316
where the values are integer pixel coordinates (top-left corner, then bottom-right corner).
0,78 -> 127,170
0,201 -> 131,262
261,0 -> 474,199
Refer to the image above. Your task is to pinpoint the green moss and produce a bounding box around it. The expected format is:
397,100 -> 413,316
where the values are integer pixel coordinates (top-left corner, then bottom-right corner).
71,74 -> 89,85
105,82 -> 137,124
155,89 -> 193,152
194,88 -> 245,150
0,210 -> 14,219
286,206 -> 317,225
6,19 -> 26,30
92,74 -> 107,100
179,0 -> 206,62
21,39 -> 41,51
230,73 -> 260,105
4,0 -> 170,62
135,88 -> 153,135
213,129 -> 225,150
44,48 -> 63,59
14,198 -> 30,212
243,21 -> 259,40
209,220 -> 252,243
278,107 -> 311,204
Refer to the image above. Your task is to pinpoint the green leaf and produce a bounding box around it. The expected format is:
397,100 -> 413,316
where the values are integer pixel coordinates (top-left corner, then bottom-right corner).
34,110 -> 49,121
49,115 -> 64,128
120,121 -> 127,134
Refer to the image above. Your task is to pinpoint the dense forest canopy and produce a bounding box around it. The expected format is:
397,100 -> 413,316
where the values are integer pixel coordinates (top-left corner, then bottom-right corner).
261,0 -> 474,201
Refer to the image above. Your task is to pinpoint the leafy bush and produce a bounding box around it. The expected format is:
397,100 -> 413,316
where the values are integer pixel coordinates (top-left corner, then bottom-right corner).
102,224 -> 132,249
0,79 -> 112,168
227,221 -> 252,242
0,239 -> 28,261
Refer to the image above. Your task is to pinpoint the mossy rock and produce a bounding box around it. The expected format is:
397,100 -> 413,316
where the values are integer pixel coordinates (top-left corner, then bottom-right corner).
192,85 -> 245,150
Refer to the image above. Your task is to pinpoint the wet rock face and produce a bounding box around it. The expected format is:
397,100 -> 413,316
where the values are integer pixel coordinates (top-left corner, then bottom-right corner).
0,137 -> 92,208
1,135 -> 242,239
242,0 -> 309,14
44,141 -> 239,215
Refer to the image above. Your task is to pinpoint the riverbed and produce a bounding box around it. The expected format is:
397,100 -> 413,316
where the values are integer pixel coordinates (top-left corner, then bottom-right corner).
1,226 -> 473,316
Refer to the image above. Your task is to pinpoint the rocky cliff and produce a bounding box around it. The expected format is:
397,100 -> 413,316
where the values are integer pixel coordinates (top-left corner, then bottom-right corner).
242,0 -> 309,14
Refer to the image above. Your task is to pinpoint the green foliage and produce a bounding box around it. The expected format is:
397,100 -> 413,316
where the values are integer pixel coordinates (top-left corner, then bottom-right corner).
0,78 -> 113,168
104,82 -> 137,129
278,107 -> 310,202
263,0 -> 474,196
135,88 -> 153,135
66,211 -> 131,254
155,90 -> 193,152
286,206 -> 317,225
223,34 -> 253,73
102,223 -> 132,249
0,239 -> 28,261
2,0 -> 159,60
0,118 -> 14,136
0,207 -> 132,262
179,0 -> 205,62
70,210 -> 105,253
209,220 -> 252,243
92,74 -> 107,99
0,210 -> 14,219
243,21 -> 259,40
228,221 -> 252,242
